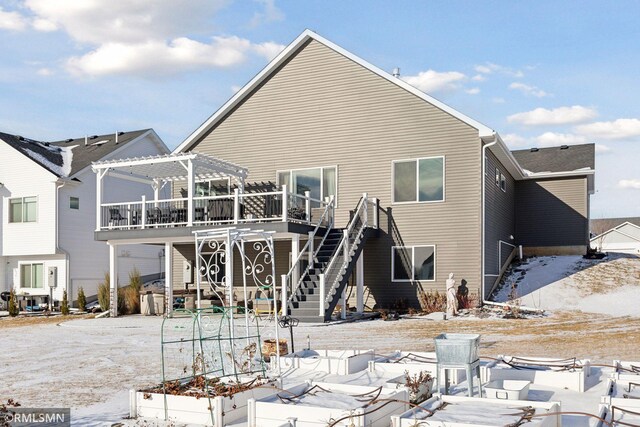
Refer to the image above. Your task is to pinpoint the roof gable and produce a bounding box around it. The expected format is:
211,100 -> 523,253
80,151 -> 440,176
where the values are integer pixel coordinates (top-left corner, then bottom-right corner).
175,29 -> 495,153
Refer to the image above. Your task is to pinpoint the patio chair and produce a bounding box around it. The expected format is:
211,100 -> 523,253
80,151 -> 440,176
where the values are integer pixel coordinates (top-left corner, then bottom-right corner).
146,207 -> 161,224
108,208 -> 127,226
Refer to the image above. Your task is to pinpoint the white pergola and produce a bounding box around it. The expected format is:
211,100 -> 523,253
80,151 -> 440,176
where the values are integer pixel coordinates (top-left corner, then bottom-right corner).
92,152 -> 248,228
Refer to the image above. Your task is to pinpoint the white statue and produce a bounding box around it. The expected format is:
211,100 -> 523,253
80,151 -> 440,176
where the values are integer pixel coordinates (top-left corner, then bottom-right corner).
446,273 -> 458,316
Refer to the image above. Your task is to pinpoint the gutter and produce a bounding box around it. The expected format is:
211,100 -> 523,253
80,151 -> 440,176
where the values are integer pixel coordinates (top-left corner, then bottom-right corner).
481,133 -> 498,305
55,179 -> 71,303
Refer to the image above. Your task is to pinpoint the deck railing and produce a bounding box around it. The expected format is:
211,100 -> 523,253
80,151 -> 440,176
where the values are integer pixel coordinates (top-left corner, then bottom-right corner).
97,185 -> 332,231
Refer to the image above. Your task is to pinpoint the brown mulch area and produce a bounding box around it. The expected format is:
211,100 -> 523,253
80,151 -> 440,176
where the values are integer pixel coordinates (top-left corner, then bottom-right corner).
0,313 -> 94,329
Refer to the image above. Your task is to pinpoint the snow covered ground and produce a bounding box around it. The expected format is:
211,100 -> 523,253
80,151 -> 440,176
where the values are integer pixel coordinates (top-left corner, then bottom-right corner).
492,252 -> 640,316
0,253 -> 638,426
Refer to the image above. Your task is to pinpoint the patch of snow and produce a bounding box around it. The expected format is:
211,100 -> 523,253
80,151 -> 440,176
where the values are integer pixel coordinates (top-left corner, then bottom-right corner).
23,143 -> 76,177
493,254 -> 640,316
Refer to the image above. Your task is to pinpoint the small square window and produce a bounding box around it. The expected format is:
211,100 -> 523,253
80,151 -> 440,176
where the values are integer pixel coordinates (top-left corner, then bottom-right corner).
500,174 -> 506,192
70,197 -> 80,210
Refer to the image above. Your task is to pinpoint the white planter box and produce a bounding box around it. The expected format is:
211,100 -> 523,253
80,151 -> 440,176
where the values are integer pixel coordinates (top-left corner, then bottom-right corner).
275,349 -> 375,375
601,378 -> 640,410
132,382 -> 279,426
484,355 -> 591,392
248,382 -> 408,427
391,394 -> 562,427
483,380 -> 530,400
612,359 -> 640,381
370,351 -> 465,385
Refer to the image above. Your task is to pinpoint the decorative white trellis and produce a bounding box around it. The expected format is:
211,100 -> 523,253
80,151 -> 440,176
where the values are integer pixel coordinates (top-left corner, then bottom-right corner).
193,227 -> 283,375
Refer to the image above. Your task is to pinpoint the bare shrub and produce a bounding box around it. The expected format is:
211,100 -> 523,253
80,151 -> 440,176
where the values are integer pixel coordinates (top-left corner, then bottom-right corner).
97,273 -> 110,311
418,290 -> 446,313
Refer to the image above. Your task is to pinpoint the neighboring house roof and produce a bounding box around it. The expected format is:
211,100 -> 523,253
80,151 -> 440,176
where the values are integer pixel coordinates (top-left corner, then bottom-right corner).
591,217 -> 640,234
174,29 -> 496,154
0,129 -> 151,179
511,144 -> 595,175
590,221 -> 640,243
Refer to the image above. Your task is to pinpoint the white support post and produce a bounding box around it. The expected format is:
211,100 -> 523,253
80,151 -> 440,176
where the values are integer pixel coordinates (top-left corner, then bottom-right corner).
330,195 -> 335,226
281,274 -> 288,316
165,242 -> 173,316
356,249 -> 364,313
292,235 -> 300,286
141,195 -> 146,229
187,159 -> 194,226
233,188 -> 240,224
304,190 -> 311,222
343,229 -> 349,260
109,243 -> 118,317
362,192 -> 368,226
153,179 -> 160,208
95,169 -> 105,231
373,198 -> 379,228
308,231 -> 314,265
319,273 -> 326,317
341,286 -> 347,320
281,184 -> 288,222
225,232 -> 233,311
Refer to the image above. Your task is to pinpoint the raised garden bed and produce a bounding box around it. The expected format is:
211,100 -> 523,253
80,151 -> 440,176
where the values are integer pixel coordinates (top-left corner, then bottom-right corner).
371,351 -> 465,385
483,355 -> 592,392
132,376 -> 278,426
391,394 -> 562,427
248,382 -> 408,427
275,349 -> 375,375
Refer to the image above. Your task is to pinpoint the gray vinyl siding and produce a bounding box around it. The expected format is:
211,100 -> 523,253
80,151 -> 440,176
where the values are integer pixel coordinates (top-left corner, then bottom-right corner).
515,177 -> 588,247
184,39 -> 483,307
483,151 -> 515,299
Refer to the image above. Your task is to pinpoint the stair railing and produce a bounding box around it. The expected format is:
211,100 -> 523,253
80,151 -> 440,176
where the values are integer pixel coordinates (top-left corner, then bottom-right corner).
319,193 -> 375,316
281,195 -> 335,311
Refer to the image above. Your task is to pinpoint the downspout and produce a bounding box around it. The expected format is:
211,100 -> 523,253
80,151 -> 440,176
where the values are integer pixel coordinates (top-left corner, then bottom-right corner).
55,180 -> 71,305
481,134 -> 498,305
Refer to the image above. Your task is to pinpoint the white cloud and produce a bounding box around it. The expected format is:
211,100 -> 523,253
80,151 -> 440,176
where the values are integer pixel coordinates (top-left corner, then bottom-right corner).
466,87 -> 480,95
595,144 -> 611,153
507,105 -> 597,126
24,0 -> 228,44
619,179 -> 640,189
509,82 -> 549,98
251,41 -> 285,60
0,6 -> 28,30
502,133 -> 530,148
32,17 -> 57,31
231,85 -> 242,93
471,74 -> 485,82
401,70 -> 467,93
249,0 -> 284,27
66,36 -> 274,77
36,67 -> 53,76
474,62 -> 524,78
535,132 -> 588,147
575,118 -> 640,140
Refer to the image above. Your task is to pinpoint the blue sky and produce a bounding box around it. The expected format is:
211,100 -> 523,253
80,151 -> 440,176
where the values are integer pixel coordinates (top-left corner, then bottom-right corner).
0,0 -> 639,218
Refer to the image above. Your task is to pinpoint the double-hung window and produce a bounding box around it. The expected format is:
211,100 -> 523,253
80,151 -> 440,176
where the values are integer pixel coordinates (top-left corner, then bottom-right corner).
9,196 -> 37,223
277,166 -> 337,207
20,263 -> 44,288
392,245 -> 436,282
393,157 -> 444,203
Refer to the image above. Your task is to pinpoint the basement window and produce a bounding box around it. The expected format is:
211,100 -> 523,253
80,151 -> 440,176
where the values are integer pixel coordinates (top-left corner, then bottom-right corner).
392,245 -> 436,282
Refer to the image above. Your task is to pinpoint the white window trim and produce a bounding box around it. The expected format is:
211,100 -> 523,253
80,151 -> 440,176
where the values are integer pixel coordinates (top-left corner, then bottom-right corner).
18,261 -> 45,289
9,196 -> 38,223
500,173 -> 507,192
391,245 -> 436,282
495,168 -> 500,188
391,156 -> 446,205
276,165 -> 339,206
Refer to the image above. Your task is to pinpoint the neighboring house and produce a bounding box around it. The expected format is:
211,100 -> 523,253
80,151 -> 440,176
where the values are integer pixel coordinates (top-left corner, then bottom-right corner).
94,30 -> 595,321
0,129 -> 170,308
590,222 -> 640,254
591,217 -> 640,237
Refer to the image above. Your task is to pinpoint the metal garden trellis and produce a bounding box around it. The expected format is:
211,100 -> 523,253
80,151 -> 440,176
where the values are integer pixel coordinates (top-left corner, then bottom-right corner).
157,227 -> 284,424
